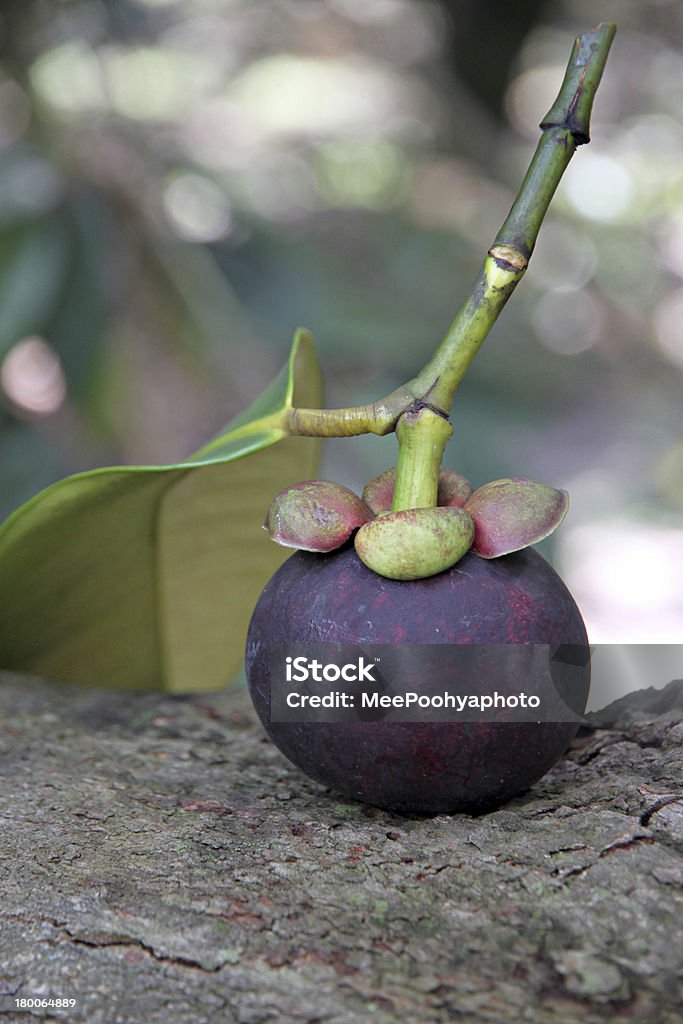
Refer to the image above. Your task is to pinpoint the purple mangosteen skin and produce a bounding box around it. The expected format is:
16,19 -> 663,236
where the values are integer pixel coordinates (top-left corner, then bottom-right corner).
245,545 -> 589,815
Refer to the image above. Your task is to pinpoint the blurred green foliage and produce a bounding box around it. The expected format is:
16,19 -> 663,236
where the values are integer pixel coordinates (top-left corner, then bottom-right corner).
0,327 -> 322,691
0,0 -> 681,642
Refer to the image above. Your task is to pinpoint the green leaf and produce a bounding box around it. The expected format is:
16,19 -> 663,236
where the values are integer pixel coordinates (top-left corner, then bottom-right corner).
0,329 -> 323,692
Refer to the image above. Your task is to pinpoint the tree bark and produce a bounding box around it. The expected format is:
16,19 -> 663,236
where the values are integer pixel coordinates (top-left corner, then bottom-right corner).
0,672 -> 681,1023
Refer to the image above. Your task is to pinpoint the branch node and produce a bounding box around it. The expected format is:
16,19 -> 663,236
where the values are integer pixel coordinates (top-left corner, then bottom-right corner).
488,245 -> 528,273
540,23 -> 616,146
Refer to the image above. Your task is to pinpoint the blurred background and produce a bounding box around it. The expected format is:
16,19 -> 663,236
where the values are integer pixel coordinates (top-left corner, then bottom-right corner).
0,0 -> 681,652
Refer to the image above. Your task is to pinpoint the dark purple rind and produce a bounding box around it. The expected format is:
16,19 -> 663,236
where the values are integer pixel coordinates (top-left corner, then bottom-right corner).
246,546 -> 589,815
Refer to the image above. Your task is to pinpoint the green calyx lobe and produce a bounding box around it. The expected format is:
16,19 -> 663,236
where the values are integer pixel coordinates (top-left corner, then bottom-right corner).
465,478 -> 569,558
354,507 -> 474,581
264,481 -> 372,552
362,466 -> 472,516
264,474 -> 569,581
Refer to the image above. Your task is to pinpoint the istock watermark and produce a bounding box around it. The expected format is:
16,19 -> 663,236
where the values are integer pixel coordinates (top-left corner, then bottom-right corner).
285,656 -> 377,683
264,643 -> 593,724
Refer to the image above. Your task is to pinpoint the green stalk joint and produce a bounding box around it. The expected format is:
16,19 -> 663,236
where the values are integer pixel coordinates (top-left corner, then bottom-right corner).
541,23 -> 617,145
392,407 -> 453,513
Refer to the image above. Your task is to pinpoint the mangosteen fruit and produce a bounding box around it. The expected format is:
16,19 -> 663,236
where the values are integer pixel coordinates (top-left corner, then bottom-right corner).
246,544 -> 589,815
244,19 -> 617,814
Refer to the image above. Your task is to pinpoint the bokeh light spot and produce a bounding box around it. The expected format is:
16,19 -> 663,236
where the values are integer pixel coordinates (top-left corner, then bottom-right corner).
230,56 -> 407,137
103,47 -> 215,121
563,152 -> 635,222
327,0 -> 413,24
315,140 -> 408,209
559,521 -> 683,643
163,173 -> 234,242
506,66 -> 565,137
531,288 -> 603,356
30,41 -> 105,113
1,337 -> 67,417
526,222 -> 597,291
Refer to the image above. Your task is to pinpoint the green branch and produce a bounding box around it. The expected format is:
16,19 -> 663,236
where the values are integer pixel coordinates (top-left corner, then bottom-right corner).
281,22 -> 616,493
283,384 -> 416,437
408,22 -> 616,416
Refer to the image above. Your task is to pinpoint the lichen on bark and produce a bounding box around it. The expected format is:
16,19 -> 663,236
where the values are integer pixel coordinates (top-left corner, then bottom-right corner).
0,672 -> 681,1023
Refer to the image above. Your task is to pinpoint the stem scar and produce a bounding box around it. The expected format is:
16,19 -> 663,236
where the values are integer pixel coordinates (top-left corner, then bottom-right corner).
487,245 -> 528,273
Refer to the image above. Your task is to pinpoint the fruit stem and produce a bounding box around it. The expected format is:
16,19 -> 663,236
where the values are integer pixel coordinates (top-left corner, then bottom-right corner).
281,23 -> 616,439
392,408 -> 453,512
284,383 -> 417,437
409,22 -> 616,414
407,247 -> 528,417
